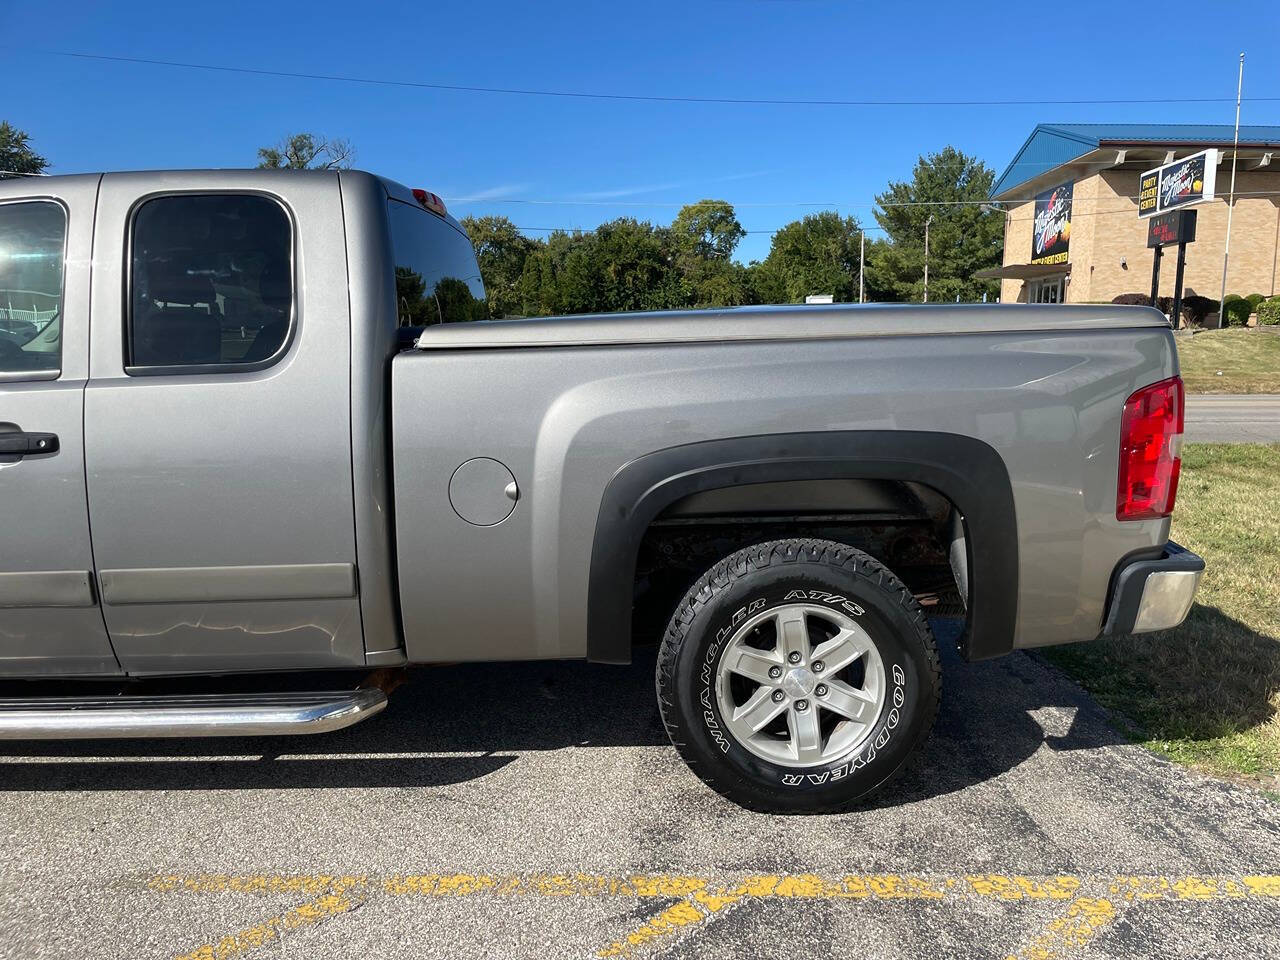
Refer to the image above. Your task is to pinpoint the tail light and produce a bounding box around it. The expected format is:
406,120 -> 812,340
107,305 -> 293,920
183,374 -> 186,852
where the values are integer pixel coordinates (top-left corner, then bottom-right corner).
1116,376 -> 1184,521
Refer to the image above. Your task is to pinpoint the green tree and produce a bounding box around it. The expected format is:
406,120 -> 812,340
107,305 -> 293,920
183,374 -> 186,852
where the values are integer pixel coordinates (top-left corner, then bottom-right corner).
753,211 -> 865,303
0,122 -> 48,178
460,215 -> 537,317
256,133 -> 355,170
671,200 -> 750,308
671,199 -> 746,262
870,146 -> 1001,303
518,230 -> 601,316
592,218 -> 681,312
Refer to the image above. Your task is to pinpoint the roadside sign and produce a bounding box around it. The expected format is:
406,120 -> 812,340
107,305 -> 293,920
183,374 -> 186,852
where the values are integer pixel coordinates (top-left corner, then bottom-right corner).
1138,150 -> 1218,218
1147,210 -> 1197,249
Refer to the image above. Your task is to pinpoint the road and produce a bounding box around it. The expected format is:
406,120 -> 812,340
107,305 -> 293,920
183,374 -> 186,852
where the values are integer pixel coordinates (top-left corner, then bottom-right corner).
1,621 -> 1277,960
1185,394 -> 1280,443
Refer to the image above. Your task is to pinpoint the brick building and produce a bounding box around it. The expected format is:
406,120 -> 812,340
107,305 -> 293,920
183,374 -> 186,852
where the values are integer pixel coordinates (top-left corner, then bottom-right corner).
979,124 -> 1280,308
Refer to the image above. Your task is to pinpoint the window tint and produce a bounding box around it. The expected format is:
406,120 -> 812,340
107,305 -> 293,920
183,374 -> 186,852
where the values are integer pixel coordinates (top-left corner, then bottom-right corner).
129,194 -> 291,370
388,199 -> 487,328
0,201 -> 65,377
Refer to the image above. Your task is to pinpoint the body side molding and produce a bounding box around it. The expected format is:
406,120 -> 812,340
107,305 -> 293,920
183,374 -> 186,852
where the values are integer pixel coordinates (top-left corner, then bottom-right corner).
99,563 -> 357,605
587,431 -> 1018,664
0,571 -> 95,608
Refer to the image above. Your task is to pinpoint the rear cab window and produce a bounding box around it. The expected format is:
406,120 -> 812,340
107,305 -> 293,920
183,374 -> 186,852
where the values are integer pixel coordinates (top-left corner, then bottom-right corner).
387,198 -> 486,332
0,200 -> 66,379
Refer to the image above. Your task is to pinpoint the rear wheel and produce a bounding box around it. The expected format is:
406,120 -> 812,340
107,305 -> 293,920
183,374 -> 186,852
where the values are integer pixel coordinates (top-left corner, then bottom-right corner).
655,538 -> 941,813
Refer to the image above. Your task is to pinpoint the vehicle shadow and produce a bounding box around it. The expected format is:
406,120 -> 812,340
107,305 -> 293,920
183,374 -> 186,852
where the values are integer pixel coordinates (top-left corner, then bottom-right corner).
0,620 -> 1138,797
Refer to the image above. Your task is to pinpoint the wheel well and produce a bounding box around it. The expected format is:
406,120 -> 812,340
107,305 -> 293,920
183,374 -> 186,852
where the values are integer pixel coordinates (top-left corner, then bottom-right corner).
631,478 -> 968,648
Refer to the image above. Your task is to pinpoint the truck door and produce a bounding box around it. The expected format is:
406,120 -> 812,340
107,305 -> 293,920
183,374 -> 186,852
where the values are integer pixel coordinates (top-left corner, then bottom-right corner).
0,177 -> 120,676
83,172 -> 364,675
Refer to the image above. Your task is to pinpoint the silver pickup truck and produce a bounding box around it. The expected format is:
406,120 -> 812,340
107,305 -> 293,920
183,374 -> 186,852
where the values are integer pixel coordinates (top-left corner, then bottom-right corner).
0,169 -> 1203,811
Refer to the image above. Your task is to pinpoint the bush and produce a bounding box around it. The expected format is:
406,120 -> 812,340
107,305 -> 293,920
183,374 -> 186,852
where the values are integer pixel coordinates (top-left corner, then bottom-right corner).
1180,295 -> 1219,326
1258,297 -> 1280,326
1112,293 -> 1153,306
1223,293 -> 1243,304
1223,297 -> 1254,326
1246,293 -> 1266,309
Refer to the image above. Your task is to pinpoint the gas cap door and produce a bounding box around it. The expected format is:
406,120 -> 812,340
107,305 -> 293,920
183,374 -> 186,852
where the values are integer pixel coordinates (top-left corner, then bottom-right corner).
448,457 -> 518,526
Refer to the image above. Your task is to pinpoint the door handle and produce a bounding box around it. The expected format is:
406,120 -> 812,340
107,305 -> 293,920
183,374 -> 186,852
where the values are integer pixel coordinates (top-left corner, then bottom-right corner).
0,426 -> 59,462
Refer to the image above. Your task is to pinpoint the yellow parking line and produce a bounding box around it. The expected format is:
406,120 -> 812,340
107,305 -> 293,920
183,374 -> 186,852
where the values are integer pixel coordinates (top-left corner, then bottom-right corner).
1004,897 -> 1118,960
172,891 -> 363,960
154,872 -> 1280,960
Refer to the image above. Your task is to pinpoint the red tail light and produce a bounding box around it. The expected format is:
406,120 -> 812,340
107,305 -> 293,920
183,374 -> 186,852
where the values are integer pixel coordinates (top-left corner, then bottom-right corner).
1116,376 -> 1184,521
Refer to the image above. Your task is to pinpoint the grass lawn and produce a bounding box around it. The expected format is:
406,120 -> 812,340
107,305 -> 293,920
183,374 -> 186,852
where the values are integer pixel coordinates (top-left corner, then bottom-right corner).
1177,328 -> 1280,394
1042,444 -> 1280,791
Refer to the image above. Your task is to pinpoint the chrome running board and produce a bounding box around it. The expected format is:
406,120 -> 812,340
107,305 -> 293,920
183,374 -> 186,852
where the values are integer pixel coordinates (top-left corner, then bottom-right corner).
0,689 -> 387,739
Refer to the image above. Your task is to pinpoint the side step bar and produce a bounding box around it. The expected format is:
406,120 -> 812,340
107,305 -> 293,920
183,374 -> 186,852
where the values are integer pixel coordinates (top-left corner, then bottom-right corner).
0,689 -> 387,739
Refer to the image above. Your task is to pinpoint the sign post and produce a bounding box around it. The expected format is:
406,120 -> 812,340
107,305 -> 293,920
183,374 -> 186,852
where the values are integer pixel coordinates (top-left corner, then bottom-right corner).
1140,150 -> 1216,326
1147,209 -> 1198,326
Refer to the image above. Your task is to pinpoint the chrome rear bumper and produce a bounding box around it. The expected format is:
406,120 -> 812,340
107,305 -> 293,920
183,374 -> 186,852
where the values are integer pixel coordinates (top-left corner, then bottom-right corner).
1102,541 -> 1205,636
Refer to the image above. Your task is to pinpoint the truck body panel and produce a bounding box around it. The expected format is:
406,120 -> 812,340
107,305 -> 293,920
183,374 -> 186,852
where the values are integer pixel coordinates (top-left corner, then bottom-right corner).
391,314 -> 1173,664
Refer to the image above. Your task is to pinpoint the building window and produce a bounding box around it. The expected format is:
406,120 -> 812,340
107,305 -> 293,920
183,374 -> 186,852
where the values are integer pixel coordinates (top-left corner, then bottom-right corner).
128,194 -> 292,372
0,200 -> 66,379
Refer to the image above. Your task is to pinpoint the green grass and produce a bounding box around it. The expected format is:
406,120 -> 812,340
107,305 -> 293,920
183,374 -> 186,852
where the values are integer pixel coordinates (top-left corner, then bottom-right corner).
1177,328 -> 1280,394
1042,444 -> 1280,789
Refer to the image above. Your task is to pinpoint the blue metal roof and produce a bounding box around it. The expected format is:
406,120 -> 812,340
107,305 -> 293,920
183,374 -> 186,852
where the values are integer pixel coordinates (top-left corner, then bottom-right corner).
990,123 -> 1280,198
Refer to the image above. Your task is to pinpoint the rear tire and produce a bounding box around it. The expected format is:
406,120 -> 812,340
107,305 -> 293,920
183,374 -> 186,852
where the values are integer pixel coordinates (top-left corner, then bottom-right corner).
655,538 -> 941,813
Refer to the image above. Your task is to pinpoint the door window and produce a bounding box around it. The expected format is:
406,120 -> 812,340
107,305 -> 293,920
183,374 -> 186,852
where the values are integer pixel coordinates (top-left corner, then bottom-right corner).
0,200 -> 65,377
128,194 -> 292,372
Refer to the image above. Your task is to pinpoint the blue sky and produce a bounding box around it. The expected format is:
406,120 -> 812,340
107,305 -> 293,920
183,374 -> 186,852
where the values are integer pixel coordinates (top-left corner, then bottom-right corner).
7,0 -> 1280,263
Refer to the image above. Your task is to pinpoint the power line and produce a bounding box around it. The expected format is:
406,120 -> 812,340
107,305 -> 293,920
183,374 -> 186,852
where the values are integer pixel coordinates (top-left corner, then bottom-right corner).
26,49 -> 1280,108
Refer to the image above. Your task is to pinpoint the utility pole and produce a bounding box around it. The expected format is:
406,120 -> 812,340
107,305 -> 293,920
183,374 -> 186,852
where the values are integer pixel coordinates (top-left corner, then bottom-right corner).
859,230 -> 865,303
923,215 -> 934,303
1218,52 -> 1245,319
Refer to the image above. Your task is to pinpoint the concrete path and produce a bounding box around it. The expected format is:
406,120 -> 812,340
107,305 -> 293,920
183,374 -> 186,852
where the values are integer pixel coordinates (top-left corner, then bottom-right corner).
1,622 -> 1277,960
1185,394 -> 1280,443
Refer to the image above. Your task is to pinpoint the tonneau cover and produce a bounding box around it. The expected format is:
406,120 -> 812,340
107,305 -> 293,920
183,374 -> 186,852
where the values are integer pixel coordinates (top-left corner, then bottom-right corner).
413,303 -> 1170,350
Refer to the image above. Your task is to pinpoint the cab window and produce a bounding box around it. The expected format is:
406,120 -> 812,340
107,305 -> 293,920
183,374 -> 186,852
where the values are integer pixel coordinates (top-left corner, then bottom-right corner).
128,194 -> 292,371
388,199 -> 486,328
0,200 -> 65,378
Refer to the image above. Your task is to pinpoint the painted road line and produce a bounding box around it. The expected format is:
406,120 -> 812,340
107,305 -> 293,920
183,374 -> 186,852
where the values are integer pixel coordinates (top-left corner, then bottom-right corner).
1004,897 -> 1119,960
154,872 -> 1280,960
172,891 -> 363,960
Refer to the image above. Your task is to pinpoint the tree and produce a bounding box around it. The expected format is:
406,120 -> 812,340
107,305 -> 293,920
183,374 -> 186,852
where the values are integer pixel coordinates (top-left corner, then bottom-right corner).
671,199 -> 746,262
460,215 -> 537,317
518,230 -> 601,316
0,122 -> 48,178
256,133 -> 355,170
870,146 -> 1002,303
753,211 -> 866,303
671,200 -> 750,308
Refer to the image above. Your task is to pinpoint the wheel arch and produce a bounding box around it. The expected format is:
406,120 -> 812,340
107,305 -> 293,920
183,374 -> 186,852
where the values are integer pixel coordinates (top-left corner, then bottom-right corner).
586,431 -> 1018,664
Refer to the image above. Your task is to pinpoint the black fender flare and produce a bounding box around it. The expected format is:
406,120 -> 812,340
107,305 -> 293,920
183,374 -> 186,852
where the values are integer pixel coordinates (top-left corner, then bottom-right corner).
586,431 -> 1018,664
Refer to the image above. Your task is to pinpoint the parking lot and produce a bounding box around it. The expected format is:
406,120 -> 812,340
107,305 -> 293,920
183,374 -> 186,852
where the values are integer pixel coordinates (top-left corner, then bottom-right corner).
2,622 -> 1278,960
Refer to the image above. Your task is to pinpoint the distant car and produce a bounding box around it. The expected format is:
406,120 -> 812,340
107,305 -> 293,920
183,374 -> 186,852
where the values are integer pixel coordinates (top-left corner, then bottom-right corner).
0,169 -> 1204,812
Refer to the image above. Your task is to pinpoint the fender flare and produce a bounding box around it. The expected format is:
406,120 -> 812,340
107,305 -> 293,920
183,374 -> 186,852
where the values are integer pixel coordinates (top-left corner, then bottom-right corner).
586,431 -> 1018,664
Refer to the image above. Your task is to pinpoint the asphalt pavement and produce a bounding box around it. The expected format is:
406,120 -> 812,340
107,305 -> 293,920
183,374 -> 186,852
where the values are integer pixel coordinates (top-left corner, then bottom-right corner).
1185,394 -> 1280,443
1,621 -> 1277,960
